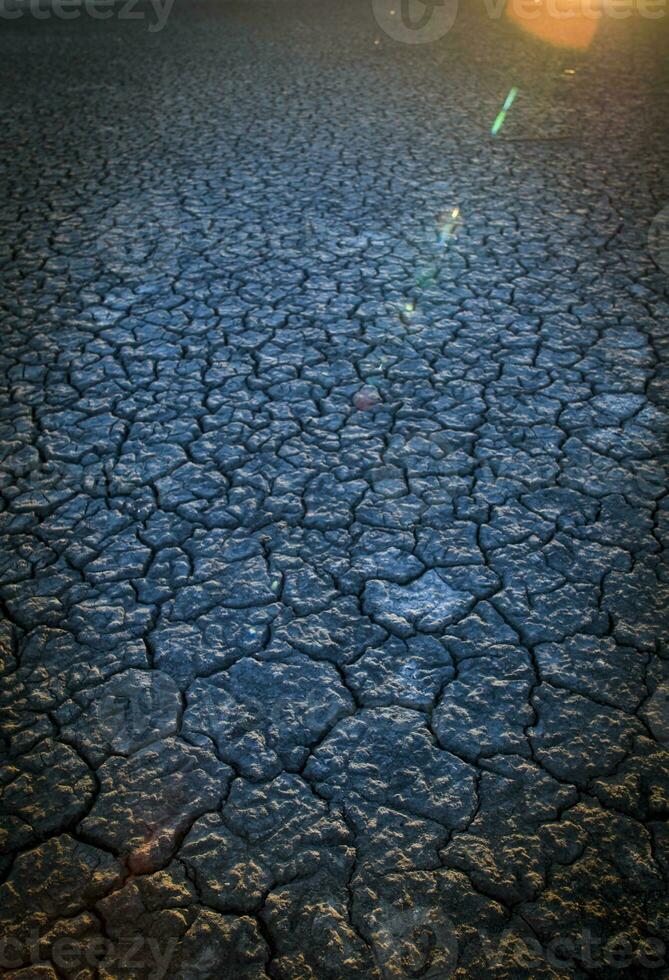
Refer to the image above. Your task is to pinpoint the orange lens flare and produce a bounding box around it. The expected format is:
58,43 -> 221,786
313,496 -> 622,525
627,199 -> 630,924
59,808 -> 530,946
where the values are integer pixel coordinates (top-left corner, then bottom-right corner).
505,0 -> 600,50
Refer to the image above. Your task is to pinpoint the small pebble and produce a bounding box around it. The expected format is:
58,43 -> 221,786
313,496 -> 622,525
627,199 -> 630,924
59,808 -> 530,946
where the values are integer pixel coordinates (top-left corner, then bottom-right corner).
353,386 -> 381,410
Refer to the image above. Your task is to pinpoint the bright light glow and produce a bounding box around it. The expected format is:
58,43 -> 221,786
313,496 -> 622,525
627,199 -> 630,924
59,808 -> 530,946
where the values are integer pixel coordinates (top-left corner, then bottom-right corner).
505,0 -> 599,50
438,206 -> 462,243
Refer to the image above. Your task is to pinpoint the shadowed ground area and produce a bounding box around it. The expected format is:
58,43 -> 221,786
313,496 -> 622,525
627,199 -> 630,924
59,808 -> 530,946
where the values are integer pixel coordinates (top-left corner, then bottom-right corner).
1,0 -> 668,977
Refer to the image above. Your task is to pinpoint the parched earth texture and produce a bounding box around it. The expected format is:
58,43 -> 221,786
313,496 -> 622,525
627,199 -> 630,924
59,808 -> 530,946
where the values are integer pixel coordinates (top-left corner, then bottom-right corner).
1,1 -> 669,977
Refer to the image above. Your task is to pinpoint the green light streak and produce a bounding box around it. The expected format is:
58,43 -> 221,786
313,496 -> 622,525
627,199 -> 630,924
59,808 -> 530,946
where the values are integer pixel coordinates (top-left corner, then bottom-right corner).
491,109 -> 506,136
491,87 -> 519,136
503,86 -> 519,112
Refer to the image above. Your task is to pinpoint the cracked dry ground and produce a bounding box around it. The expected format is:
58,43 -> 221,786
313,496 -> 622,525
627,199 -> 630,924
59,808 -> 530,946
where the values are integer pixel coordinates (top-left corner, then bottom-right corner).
1,1 -> 669,978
